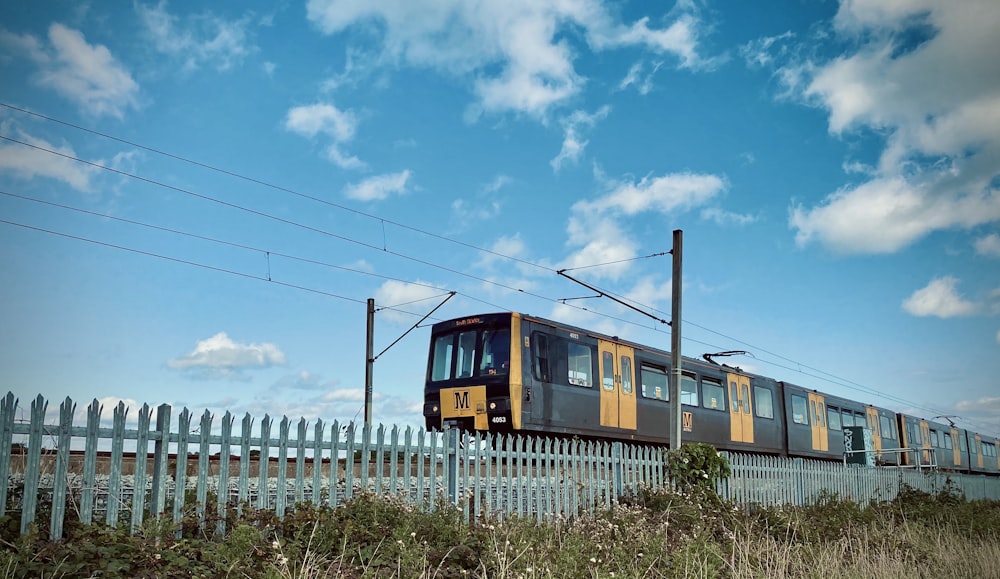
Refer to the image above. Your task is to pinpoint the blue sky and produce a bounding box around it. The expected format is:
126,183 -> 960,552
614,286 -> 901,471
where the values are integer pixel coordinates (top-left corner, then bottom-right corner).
2,0 -> 999,437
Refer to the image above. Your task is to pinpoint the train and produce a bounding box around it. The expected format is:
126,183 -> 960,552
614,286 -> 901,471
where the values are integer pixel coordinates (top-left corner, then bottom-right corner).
422,312 -> 1000,475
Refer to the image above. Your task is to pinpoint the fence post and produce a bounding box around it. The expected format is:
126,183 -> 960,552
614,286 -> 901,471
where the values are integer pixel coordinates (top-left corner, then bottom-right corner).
446,427 -> 459,505
612,441 -> 623,501
49,397 -> 75,541
150,403 -> 172,517
794,457 -> 805,507
20,395 -> 47,535
0,393 -> 17,519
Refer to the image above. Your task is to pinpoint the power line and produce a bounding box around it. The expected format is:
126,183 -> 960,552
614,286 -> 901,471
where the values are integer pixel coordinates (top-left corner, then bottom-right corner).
0,101 -> 555,274
2,110 -> 989,433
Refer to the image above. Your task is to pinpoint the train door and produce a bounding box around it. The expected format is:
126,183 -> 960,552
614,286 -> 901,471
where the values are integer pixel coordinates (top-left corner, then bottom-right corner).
808,392 -> 828,452
950,428 -> 961,467
726,373 -> 754,443
865,407 -> 883,458
598,340 -> 637,430
975,434 -> 984,469
920,421 -> 932,464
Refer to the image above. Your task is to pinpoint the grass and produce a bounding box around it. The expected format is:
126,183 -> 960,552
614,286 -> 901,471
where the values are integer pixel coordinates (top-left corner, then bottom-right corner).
1,484 -> 998,578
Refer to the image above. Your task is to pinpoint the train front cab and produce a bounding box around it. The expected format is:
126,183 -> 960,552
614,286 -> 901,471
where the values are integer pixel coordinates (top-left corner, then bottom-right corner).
424,313 -> 524,433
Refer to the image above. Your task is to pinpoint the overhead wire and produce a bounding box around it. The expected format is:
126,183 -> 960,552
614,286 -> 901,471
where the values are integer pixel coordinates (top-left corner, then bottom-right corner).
1,108 -> 990,433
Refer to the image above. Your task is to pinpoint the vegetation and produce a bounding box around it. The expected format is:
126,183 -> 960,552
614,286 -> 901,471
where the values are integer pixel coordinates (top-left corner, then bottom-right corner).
2,477 -> 999,578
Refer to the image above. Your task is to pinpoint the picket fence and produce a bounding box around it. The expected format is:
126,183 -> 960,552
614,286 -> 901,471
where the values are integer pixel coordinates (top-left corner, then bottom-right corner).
3,393 -> 999,542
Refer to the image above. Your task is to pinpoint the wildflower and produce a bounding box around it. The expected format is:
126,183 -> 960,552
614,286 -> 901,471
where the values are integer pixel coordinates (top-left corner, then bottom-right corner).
410,532 -> 417,538
590,558 -> 597,564
272,540 -> 280,550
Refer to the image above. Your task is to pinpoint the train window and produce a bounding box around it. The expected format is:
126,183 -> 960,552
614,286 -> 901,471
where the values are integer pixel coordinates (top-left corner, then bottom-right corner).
879,416 -> 895,440
431,335 -> 454,381
479,329 -> 510,375
532,333 -> 550,382
818,404 -> 826,427
827,407 -> 842,431
741,384 -> 750,415
985,443 -> 997,457
621,356 -> 633,394
601,351 -> 615,391
960,435 -> 968,452
640,363 -> 668,400
701,377 -> 725,411
930,430 -> 940,448
754,387 -> 774,419
456,331 -> 478,378
681,372 -> 698,406
791,394 -> 808,425
841,410 -> 854,428
854,412 -> 865,428
567,342 -> 593,387
944,433 -> 953,450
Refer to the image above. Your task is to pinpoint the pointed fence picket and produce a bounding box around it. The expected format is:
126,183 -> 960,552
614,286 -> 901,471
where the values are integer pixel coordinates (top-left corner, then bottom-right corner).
2,392 -> 999,541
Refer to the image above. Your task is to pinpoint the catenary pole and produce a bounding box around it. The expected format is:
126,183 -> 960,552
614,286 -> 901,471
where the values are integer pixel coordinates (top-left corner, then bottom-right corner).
364,298 -> 375,427
671,229 -> 683,449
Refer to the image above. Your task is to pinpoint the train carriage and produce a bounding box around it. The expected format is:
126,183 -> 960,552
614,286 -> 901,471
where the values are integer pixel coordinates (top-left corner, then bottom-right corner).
424,312 -> 994,475
423,312 -> 787,451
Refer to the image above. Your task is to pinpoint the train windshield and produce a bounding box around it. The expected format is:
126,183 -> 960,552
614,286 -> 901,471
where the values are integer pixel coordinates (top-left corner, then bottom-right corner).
430,327 -> 510,381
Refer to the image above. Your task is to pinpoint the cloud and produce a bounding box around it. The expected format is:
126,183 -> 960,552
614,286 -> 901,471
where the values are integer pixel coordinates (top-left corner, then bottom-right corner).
550,106 -> 610,172
700,207 -> 757,227
579,172 -> 726,215
2,24 -> 139,118
901,276 -> 977,318
561,171 -> 725,280
783,0 -> 1000,254
739,31 -> 793,69
0,127 -> 100,192
617,60 -> 664,94
344,170 -> 411,201
304,0 -> 708,117
975,233 -> 1000,257
136,1 -> 256,71
167,332 -> 286,379
284,103 -> 365,169
790,177 -> 1000,254
374,279 -> 447,323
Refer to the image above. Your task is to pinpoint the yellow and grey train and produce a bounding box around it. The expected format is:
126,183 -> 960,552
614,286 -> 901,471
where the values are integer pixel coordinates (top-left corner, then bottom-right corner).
423,312 -> 1000,475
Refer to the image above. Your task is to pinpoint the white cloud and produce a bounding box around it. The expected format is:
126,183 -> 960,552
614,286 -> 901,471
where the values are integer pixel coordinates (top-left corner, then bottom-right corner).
955,396 -> 1000,415
784,0 -> 1000,253
901,276 -> 977,318
617,60 -> 663,94
700,207 -> 757,227
0,127 -> 100,192
304,0 -> 707,117
284,103 -> 365,170
374,279 -> 446,323
561,171 -> 725,280
550,106 -> 610,172
344,170 -> 411,201
3,24 -> 139,118
974,233 -> 1000,257
579,172 -> 726,215
739,31 -> 793,69
167,332 -> 286,379
623,276 -> 672,311
791,177 -> 1000,254
136,1 -> 256,71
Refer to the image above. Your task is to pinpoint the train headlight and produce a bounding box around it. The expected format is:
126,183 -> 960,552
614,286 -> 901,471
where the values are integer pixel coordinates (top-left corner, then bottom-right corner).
432,405 -> 439,413
489,402 -> 497,410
